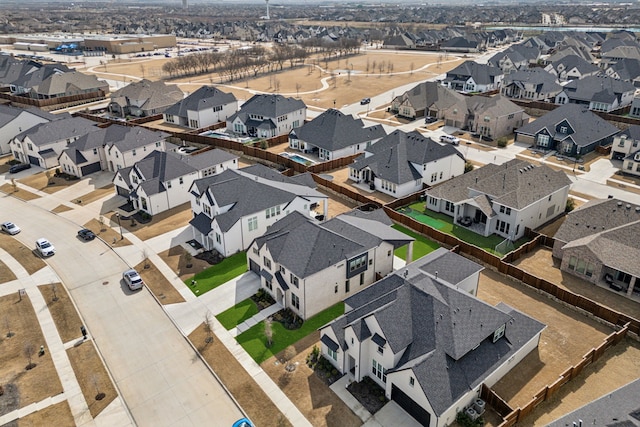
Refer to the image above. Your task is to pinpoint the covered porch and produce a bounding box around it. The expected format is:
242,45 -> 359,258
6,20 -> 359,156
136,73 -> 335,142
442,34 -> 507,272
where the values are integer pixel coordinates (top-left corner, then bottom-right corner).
454,195 -> 495,237
602,266 -> 640,300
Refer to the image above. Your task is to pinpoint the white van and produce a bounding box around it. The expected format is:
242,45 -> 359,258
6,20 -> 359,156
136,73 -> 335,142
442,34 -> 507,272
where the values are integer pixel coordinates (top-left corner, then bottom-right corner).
440,134 -> 460,145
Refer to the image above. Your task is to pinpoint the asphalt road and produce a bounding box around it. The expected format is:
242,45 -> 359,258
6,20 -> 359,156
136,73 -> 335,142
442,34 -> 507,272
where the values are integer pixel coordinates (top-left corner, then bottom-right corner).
0,196 -> 244,427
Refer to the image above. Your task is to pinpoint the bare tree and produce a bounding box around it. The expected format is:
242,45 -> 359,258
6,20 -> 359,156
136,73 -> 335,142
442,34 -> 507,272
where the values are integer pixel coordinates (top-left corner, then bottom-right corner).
204,310 -> 214,343
283,345 -> 297,371
24,343 -> 36,370
52,282 -> 59,302
10,178 -> 17,193
4,316 -> 14,338
410,62 -> 415,74
264,318 -> 273,348
99,216 -> 106,232
91,373 -> 105,400
296,82 -> 302,98
139,64 -> 146,78
142,249 -> 150,269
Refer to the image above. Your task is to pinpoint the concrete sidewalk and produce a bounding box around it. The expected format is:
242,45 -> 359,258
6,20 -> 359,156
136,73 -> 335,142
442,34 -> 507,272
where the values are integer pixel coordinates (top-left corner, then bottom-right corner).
231,302 -> 282,337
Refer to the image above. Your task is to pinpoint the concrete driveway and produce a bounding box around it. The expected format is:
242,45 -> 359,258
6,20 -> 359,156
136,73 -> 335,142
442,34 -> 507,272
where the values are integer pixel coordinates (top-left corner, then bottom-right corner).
0,196 -> 245,427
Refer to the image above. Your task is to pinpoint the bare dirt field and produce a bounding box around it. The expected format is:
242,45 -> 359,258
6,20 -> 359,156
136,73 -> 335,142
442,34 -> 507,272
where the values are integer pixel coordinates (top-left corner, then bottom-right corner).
607,177 -> 640,195
38,284 -> 83,344
158,246 -> 213,282
15,400 -> 74,427
0,259 -> 17,284
0,233 -> 46,275
17,172 -> 77,194
610,171 -> 640,186
51,204 -> 74,214
513,248 -> 640,320
260,332 -> 362,427
536,215 -> 566,238
123,202 -> 193,241
188,324 -> 293,427
323,167 -> 396,206
477,269 -> 612,409
133,259 -> 185,305
0,184 -> 41,201
82,218 -> 132,248
71,184 -> 114,206
0,294 -> 63,416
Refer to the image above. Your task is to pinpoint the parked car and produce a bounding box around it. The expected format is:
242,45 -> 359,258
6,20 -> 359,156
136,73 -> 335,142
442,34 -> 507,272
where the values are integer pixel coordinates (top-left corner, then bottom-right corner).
1,221 -> 21,235
35,238 -> 55,257
425,116 -> 437,124
9,163 -> 31,173
123,269 -> 144,291
360,97 -> 371,105
439,134 -> 460,145
77,228 -> 96,241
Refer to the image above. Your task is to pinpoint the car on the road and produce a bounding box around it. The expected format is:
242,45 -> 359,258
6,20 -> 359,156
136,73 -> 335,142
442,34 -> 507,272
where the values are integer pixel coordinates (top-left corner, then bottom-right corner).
424,116 -> 437,124
77,228 -> 96,241
439,134 -> 460,145
360,97 -> 371,105
1,221 -> 21,235
35,238 -> 55,257
9,163 -> 31,173
123,269 -> 144,291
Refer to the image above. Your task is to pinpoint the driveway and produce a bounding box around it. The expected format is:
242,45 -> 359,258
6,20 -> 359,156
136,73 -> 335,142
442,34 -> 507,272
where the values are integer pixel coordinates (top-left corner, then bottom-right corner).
0,196 -> 244,427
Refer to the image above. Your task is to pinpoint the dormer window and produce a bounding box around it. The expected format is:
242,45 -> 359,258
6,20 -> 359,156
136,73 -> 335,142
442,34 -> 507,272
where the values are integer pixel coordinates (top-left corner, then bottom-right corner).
493,324 -> 506,342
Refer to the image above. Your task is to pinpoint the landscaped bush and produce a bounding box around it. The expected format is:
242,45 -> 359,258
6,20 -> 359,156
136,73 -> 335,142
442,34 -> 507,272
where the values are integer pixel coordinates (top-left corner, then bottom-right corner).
272,308 -> 302,330
497,137 -> 508,148
456,410 -> 484,427
251,288 -> 276,310
464,161 -> 474,173
565,197 -> 576,213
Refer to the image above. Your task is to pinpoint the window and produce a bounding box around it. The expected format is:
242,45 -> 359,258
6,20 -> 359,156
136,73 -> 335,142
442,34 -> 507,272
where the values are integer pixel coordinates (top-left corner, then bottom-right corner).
327,347 -> 337,361
93,148 -> 98,155
559,126 -> 567,133
132,149 -> 136,156
263,257 -> 271,269
409,377 -> 415,387
155,141 -> 161,147
203,204 -> 211,216
289,274 -> 299,288
493,324 -> 506,342
265,280 -> 272,291
253,247 -> 259,256
360,273 -> 365,286
576,259 -> 586,274
377,345 -> 384,355
215,233 -> 221,243
334,285 -> 338,293
265,206 -> 280,219
537,134 -> 550,147
291,293 -> 300,310
372,360 -> 387,383
387,250 -> 392,257
280,266 -> 285,274
349,254 -> 367,272
431,172 -> 438,183
345,280 -> 350,293
167,181 -> 172,188
248,216 -> 258,231
179,177 -> 184,185
499,206 -> 512,215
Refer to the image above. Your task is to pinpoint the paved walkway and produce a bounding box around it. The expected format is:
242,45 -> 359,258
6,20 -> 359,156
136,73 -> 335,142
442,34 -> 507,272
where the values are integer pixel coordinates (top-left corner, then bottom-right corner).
231,302 -> 283,337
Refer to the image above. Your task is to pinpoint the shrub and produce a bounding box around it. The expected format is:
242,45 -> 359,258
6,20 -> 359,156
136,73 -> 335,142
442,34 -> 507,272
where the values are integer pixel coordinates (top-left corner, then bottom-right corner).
464,161 -> 474,173
497,137 -> 508,148
565,197 -> 576,213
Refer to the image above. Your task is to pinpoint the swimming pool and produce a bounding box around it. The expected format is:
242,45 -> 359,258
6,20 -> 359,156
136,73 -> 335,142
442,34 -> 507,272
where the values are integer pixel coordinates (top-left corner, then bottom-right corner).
280,152 -> 316,165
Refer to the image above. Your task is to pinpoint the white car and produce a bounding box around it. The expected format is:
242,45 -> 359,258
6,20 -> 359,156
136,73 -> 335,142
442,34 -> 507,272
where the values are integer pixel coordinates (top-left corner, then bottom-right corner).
35,238 -> 55,257
1,222 -> 21,235
123,269 -> 144,291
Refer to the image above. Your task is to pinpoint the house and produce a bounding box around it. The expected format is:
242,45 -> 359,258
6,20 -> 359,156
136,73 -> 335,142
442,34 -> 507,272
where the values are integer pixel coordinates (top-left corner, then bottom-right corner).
547,379 -> 640,427
461,95 -> 526,140
425,159 -> 571,240
288,109 -> 385,161
544,54 -> 600,82
0,56 -> 71,95
349,130 -> 465,198
514,104 -> 619,156
555,75 -> 635,112
113,148 -> 238,216
30,71 -> 108,100
319,248 -> 545,427
501,68 -> 562,102
108,79 -> 184,118
630,96 -> 640,119
440,37 -> 479,53
552,198 -> 640,299
246,209 -> 414,319
10,116 -> 100,169
441,61 -> 504,94
610,126 -> 640,176
58,124 -> 171,177
391,81 -> 467,121
227,94 -> 306,138
188,164 -> 328,257
163,86 -> 237,129
600,45 -> 640,69
487,45 -> 540,74
0,105 -> 59,155
603,58 -> 640,87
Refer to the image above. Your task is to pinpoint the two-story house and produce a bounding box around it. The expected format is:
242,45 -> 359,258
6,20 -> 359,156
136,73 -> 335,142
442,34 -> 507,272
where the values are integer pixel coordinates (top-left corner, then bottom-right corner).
227,94 -> 306,138
441,61 -> 504,94
554,75 -> 635,112
610,125 -> 640,177
319,248 -> 545,427
425,159 -> 572,240
462,95 -> 526,140
113,148 -> 238,216
391,81 -> 467,121
246,209 -> 414,319
487,44 -> 540,74
544,54 -> 600,82
288,109 -> 386,161
108,79 -> 184,118
30,71 -> 108,100
188,164 -> 328,257
349,130 -> 465,198
163,86 -> 238,130
0,105 -> 59,155
501,68 -> 563,102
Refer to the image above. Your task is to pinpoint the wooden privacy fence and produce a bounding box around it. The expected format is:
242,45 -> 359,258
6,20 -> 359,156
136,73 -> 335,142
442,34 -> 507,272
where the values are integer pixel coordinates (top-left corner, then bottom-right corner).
0,90 -> 106,108
313,174 -> 382,207
495,324 -> 629,427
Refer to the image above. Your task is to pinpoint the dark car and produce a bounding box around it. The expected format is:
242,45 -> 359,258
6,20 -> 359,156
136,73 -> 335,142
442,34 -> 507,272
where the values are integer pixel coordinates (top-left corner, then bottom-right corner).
77,228 -> 96,241
424,116 -> 437,124
360,97 -> 371,105
9,163 -> 31,173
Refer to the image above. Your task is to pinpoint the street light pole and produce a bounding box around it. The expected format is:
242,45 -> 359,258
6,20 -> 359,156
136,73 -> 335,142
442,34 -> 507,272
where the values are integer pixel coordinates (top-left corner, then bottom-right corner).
115,213 -> 123,240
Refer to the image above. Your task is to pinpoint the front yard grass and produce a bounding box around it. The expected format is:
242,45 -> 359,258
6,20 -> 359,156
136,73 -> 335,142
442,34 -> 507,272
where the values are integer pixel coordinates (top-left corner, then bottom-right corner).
184,251 -> 248,295
216,298 -> 259,330
391,224 -> 440,261
237,302 -> 344,364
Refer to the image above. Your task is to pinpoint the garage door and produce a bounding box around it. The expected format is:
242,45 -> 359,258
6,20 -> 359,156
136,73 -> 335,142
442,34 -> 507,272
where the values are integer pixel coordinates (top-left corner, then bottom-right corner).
391,385 -> 431,426
116,186 -> 129,197
80,162 -> 102,176
28,155 -> 40,166
249,259 -> 260,274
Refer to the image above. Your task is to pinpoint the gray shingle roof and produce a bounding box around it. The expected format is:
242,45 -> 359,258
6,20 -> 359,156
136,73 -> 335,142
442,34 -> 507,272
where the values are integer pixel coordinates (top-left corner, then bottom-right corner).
502,68 -> 562,95
178,148 -> 238,170
15,116 -> 99,146
444,60 -> 503,86
0,104 -> 58,128
394,81 -> 466,115
110,78 -> 183,112
164,85 -> 236,118
33,71 -> 108,97
103,125 -> 170,152
229,94 -> 305,121
549,54 -> 600,75
291,108 -> 385,152
561,75 -> 635,104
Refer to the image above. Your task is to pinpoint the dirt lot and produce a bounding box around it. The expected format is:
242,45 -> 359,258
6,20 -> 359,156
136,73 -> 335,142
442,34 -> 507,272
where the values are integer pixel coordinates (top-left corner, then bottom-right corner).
0,259 -> 17,284
38,284 -> 83,344
0,233 -> 46,275
15,400 -> 75,427
536,215 -> 566,238
158,246 -> 213,281
82,218 -> 132,248
72,184 -> 114,206
188,323 -> 293,427
260,332 -> 362,427
0,294 -> 63,416
17,172 -> 77,194
477,269 -> 612,409
513,248 -> 640,320
51,204 -> 74,214
121,202 -> 193,241
0,183 -> 41,201
322,167 -> 396,206
133,259 -> 185,305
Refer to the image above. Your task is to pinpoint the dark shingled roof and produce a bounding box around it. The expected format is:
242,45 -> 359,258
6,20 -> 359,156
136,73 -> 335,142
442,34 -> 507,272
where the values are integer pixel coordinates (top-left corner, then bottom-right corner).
443,60 -> 503,86
164,85 -> 236,117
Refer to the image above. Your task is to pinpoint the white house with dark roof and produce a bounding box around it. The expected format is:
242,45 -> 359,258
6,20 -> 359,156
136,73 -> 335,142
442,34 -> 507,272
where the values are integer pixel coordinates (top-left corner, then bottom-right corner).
319,248 -> 545,427
425,159 -> 572,240
349,130 -> 465,198
501,68 -> 562,102
108,79 -> 184,118
514,104 -> 619,156
227,94 -> 306,138
610,125 -> 640,177
0,105 -> 59,155
163,86 -> 237,129
487,45 -> 540,74
288,109 -> 386,161
10,116 -> 99,169
113,148 -> 238,216
441,61 -> 504,94
247,209 -> 414,319
188,164 -> 328,257
554,75 -> 635,112
544,54 -> 600,82
552,198 -> 640,299
58,124 -> 170,177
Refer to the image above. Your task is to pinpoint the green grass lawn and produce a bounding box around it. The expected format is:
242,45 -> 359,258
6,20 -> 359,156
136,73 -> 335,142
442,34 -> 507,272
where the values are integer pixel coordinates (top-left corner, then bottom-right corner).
184,251 -> 248,296
391,224 -> 440,261
216,298 -> 259,330
404,202 -> 529,255
236,302 -> 344,364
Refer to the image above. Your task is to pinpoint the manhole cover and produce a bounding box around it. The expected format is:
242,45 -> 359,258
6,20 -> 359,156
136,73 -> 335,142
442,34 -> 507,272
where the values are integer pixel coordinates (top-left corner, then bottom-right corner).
102,281 -> 109,286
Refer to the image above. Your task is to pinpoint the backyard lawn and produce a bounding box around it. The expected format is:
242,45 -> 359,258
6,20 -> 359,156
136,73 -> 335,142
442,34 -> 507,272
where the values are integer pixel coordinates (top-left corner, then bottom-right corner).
237,303 -> 344,364
216,298 -> 259,330
184,251 -> 247,295
404,202 -> 529,255
391,224 -> 440,261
